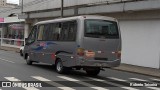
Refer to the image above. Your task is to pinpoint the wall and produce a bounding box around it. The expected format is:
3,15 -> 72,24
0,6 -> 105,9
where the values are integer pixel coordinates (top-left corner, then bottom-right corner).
19,0 -> 160,19
21,0 -> 143,12
119,19 -> 160,69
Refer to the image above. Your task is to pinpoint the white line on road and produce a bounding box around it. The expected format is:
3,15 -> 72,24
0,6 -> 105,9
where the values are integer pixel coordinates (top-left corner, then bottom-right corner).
4,77 -> 39,90
89,77 -> 139,90
58,87 -> 75,90
0,58 -> 15,63
32,76 -> 51,81
86,77 -> 105,82
32,76 -> 75,90
107,77 -> 127,82
106,77 -> 140,90
4,77 -> 21,81
129,78 -> 148,81
91,87 -> 109,90
151,78 -> 160,81
121,87 -> 139,90
57,76 -> 79,81
57,76 -> 111,90
147,87 -> 160,90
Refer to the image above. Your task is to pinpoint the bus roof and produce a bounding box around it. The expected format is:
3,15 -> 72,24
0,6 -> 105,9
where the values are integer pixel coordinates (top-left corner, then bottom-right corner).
35,15 -> 117,25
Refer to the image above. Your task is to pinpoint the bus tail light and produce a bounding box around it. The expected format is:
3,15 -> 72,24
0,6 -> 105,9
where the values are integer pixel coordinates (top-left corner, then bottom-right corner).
112,51 -> 121,59
85,50 -> 95,58
77,48 -> 85,56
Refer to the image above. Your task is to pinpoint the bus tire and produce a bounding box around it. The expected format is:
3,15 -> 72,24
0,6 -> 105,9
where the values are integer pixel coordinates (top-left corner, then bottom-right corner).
26,55 -> 32,65
56,59 -> 65,74
86,69 -> 100,76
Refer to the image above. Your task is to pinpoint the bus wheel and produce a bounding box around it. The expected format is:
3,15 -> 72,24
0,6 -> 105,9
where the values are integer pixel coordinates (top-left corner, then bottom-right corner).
56,59 -> 65,74
86,69 -> 100,76
26,55 -> 32,65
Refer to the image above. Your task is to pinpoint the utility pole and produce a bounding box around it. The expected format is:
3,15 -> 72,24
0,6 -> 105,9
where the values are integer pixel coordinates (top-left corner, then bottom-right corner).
61,0 -> 64,18
74,5 -> 78,16
21,0 -> 23,14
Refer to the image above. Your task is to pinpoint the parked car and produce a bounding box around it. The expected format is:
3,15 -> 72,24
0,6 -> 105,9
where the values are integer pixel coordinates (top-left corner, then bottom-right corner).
20,46 -> 24,56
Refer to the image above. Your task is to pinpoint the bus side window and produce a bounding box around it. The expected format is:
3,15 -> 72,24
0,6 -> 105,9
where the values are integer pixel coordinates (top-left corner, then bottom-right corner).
43,24 -> 50,41
60,22 -> 68,41
68,21 -> 77,41
37,25 -> 45,41
60,21 -> 77,41
49,23 -> 61,41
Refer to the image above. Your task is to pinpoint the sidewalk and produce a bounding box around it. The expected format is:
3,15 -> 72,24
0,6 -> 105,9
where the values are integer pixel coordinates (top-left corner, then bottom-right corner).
0,46 -> 19,52
112,64 -> 160,78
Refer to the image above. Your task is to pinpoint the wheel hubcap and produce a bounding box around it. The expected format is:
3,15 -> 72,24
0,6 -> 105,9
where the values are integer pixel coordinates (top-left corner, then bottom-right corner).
27,56 -> 30,62
57,62 -> 62,72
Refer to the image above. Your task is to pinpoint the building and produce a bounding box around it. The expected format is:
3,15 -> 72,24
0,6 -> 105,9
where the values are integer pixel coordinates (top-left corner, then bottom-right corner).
0,17 -> 24,49
0,1 -> 24,50
1,0 -> 160,69
0,0 -> 6,6
5,3 -> 18,8
0,0 -> 18,8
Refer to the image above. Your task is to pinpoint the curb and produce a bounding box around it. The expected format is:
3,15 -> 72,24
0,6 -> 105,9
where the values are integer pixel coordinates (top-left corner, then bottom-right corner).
111,64 -> 160,78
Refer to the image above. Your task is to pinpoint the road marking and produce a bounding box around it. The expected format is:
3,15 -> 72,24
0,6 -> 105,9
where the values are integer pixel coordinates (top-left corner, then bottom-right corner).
4,77 -> 21,81
107,77 -> 127,82
57,76 -> 79,81
147,87 -> 160,90
90,77 -> 139,90
129,78 -> 148,81
58,76 -> 109,90
91,87 -> 109,90
121,87 -> 139,90
151,78 -> 160,81
58,87 -> 75,90
86,77 -> 105,82
4,77 -> 39,90
0,58 -> 15,63
32,76 -> 75,90
32,76 -> 51,81
106,77 -> 140,90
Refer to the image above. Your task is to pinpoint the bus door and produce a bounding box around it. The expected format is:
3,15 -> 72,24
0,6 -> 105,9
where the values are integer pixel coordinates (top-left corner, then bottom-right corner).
25,26 -> 38,61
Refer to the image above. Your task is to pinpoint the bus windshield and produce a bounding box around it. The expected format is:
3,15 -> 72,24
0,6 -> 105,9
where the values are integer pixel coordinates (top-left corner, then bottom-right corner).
85,19 -> 119,39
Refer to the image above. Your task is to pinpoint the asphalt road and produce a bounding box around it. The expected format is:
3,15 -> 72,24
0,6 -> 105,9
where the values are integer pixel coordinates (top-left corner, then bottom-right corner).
0,50 -> 159,90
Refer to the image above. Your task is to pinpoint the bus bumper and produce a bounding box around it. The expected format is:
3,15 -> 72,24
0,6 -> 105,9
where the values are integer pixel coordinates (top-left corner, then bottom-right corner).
78,59 -> 121,68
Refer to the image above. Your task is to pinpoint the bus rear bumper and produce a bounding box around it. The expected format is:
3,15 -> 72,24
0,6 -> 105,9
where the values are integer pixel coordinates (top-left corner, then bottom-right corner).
78,59 -> 121,68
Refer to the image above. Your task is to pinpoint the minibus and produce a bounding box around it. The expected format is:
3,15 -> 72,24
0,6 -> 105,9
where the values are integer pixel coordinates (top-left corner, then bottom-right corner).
24,15 -> 121,75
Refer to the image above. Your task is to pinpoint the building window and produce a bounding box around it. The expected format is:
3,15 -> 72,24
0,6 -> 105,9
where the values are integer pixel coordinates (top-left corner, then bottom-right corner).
2,23 -> 25,47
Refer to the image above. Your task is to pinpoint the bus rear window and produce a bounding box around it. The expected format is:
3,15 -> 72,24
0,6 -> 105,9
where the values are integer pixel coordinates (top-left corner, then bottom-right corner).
85,20 -> 119,39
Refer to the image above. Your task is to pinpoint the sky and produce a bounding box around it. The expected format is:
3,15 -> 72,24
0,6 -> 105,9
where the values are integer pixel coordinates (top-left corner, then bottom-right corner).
7,0 -> 19,4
